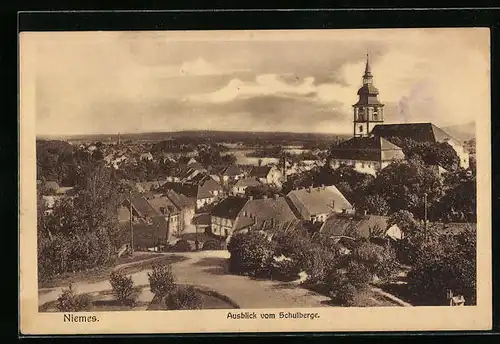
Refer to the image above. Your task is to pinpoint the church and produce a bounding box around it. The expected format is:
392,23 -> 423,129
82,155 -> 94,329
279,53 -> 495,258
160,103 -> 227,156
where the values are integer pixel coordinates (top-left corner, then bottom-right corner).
329,54 -> 470,176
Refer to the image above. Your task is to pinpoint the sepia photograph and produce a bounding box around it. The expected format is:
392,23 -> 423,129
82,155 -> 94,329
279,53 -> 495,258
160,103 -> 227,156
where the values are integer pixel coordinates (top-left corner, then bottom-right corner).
19,27 -> 491,334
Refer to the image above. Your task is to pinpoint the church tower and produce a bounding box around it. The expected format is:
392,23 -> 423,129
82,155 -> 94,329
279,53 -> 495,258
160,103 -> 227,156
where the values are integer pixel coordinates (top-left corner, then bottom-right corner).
352,54 -> 385,137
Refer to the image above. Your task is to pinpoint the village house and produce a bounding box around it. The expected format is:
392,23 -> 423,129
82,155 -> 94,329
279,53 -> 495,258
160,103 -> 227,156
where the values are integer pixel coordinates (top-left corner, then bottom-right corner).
232,177 -> 262,195
248,165 -> 283,186
135,180 -> 169,193
195,176 -> 225,209
118,194 -> 169,250
286,185 -> 354,223
210,196 -> 249,238
219,163 -> 245,184
229,195 -> 299,243
160,174 -> 224,210
319,211 -> 403,242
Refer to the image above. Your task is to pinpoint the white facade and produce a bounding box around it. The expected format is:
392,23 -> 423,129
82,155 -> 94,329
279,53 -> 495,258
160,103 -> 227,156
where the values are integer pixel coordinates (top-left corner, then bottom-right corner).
329,159 -> 391,176
211,216 -> 234,238
445,139 -> 470,169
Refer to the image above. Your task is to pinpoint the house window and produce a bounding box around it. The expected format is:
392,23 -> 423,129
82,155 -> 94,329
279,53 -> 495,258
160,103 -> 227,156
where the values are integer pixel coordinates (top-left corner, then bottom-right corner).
361,162 -> 365,168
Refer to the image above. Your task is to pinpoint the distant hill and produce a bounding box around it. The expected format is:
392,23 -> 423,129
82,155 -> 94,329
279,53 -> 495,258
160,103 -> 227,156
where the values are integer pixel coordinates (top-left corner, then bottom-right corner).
442,122 -> 476,142
41,130 -> 351,145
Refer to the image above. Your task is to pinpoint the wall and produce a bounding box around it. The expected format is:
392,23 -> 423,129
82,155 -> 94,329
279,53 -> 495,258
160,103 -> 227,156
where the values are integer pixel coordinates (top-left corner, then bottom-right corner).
330,159 -> 380,176
211,216 -> 234,238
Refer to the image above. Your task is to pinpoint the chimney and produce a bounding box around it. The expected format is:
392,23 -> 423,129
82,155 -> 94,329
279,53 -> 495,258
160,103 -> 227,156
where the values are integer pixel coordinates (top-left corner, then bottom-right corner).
308,185 -> 312,193
249,195 -> 253,201
258,159 -> 262,167
274,194 -> 279,200
363,209 -> 368,216
263,195 -> 268,199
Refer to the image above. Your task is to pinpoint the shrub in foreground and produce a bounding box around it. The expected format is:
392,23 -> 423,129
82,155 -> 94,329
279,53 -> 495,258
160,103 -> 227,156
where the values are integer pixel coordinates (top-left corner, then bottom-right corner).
56,283 -> 92,312
109,271 -> 134,305
164,286 -> 203,310
227,231 -> 275,278
148,263 -> 175,298
330,283 -> 358,307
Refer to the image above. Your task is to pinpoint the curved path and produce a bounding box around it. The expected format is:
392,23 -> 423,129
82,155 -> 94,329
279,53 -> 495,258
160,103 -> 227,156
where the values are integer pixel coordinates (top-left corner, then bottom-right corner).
39,251 -> 331,308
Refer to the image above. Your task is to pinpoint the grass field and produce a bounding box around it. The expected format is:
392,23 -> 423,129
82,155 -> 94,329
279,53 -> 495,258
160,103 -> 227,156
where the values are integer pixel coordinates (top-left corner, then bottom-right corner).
39,253 -> 187,289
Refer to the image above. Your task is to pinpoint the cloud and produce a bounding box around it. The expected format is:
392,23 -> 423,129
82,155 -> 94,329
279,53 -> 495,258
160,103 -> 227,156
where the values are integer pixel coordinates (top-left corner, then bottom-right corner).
28,29 -> 489,136
187,74 -> 317,103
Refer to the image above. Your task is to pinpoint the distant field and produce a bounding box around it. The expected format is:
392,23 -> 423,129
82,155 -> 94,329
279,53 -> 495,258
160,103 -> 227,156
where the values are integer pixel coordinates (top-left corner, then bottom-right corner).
39,130 -> 350,145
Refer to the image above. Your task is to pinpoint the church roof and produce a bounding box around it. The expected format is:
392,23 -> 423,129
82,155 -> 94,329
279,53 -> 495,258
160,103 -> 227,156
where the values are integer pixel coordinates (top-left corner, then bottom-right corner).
329,136 -> 405,162
371,123 -> 460,144
357,84 -> 380,96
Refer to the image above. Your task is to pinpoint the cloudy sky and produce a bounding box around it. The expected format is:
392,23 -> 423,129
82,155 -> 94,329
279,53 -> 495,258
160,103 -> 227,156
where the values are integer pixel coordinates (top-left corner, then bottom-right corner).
23,28 -> 489,136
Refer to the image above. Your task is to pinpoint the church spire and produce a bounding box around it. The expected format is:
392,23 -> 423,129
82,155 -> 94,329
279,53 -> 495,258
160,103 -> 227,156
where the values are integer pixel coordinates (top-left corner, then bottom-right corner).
362,53 -> 373,85
364,53 -> 372,76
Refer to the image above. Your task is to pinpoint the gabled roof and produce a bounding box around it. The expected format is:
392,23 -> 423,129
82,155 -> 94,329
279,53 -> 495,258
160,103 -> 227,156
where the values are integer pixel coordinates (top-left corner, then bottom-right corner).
147,196 -> 180,216
329,136 -> 405,162
129,195 -> 159,218
371,123 -> 460,144
160,182 -> 198,199
197,177 -> 223,199
233,196 -> 298,231
211,196 -> 249,219
286,185 -> 353,220
249,166 -> 274,178
234,177 -> 262,188
221,163 -> 243,177
164,189 -> 194,209
320,213 -> 394,239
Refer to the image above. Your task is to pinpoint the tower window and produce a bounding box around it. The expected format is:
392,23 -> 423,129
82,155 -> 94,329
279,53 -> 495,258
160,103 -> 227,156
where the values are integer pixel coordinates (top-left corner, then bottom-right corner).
359,125 -> 363,133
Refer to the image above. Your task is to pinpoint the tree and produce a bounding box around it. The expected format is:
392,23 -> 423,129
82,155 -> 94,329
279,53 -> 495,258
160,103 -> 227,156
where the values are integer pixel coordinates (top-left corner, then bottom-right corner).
430,171 -> 476,222
244,184 -> 282,199
406,227 -> 476,305
356,194 -> 390,216
368,160 -> 443,217
227,231 -> 275,277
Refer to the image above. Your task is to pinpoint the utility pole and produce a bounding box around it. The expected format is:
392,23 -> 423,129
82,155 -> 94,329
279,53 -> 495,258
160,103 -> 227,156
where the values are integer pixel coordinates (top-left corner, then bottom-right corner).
129,190 -> 134,256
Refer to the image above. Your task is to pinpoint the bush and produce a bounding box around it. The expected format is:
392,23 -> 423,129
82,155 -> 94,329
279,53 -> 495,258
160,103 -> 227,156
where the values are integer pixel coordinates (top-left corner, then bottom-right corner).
227,231 -> 275,278
109,271 -> 134,305
148,263 -> 175,298
344,260 -> 373,288
56,283 -> 92,312
38,230 -> 114,282
270,256 -> 301,281
172,239 -> 192,252
330,283 -> 358,307
202,239 -> 224,250
164,286 -> 203,310
352,242 -> 399,280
